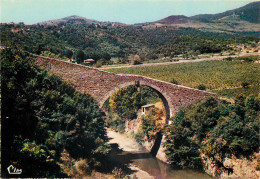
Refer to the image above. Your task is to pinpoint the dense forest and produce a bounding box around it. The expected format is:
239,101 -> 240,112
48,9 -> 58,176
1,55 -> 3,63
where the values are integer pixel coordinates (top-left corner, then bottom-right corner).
164,97 -> 259,169
1,22 -> 259,64
1,48 -> 110,177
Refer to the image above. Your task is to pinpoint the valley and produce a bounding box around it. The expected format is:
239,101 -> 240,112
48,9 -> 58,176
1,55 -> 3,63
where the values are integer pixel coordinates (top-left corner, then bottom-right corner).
1,1 -> 260,178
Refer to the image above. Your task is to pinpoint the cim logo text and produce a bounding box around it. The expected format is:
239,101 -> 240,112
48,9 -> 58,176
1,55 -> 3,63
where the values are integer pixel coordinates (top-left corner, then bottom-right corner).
7,165 -> 22,175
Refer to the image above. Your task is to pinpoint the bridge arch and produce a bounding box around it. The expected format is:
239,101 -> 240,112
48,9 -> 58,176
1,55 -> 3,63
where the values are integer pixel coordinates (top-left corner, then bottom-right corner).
35,55 -> 218,161
100,80 -> 172,120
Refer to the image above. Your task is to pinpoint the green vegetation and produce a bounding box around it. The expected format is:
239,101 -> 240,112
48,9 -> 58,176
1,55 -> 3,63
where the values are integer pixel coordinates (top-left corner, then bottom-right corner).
1,11 -> 259,177
141,107 -> 165,140
1,22 -> 259,65
1,48 -> 110,177
108,85 -> 159,120
211,86 -> 259,99
224,55 -> 259,62
190,1 -> 260,23
164,96 -> 259,169
150,35 -> 227,58
106,58 -> 260,98
104,85 -> 160,133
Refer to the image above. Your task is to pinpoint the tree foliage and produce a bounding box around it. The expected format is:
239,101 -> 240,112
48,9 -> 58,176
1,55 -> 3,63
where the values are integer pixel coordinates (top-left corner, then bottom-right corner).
1,48 -> 110,177
109,85 -> 159,120
1,22 -> 259,62
164,96 -> 259,169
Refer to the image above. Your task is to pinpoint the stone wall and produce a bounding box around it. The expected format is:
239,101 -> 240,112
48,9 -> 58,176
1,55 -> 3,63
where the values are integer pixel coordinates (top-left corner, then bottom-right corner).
35,56 -> 217,118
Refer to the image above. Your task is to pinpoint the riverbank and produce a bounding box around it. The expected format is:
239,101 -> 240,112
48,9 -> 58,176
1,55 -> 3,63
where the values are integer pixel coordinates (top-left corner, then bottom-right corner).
107,129 -> 155,179
106,129 -> 212,179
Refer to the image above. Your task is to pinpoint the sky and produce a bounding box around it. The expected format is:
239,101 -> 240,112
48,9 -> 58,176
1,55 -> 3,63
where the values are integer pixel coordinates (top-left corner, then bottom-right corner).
0,0 -> 258,24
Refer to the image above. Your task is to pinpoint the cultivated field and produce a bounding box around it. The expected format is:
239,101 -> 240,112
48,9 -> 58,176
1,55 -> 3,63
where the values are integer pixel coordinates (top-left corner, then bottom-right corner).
105,60 -> 260,99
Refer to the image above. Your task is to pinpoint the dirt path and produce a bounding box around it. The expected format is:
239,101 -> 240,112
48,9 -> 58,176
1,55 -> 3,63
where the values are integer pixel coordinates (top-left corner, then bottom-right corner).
107,129 -> 143,152
100,52 -> 260,70
107,129 -> 154,179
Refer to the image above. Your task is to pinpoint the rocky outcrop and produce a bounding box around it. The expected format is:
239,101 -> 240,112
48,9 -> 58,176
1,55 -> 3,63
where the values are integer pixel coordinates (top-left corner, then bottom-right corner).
201,152 -> 260,178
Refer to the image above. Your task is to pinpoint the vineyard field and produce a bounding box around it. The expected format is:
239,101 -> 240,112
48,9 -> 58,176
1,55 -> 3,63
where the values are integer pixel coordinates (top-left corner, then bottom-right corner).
105,60 -> 260,98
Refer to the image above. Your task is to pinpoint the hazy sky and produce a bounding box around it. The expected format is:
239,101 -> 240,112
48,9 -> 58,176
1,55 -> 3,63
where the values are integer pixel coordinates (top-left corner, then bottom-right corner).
0,0 -> 258,24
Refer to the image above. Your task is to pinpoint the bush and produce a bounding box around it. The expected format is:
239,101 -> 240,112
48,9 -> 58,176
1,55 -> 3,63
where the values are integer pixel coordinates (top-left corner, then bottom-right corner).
95,59 -> 103,68
224,57 -> 233,61
141,107 -> 164,140
242,82 -> 250,88
106,113 -> 125,133
171,78 -> 179,85
133,132 -> 145,144
197,84 -> 206,90
112,167 -> 126,179
130,58 -> 142,65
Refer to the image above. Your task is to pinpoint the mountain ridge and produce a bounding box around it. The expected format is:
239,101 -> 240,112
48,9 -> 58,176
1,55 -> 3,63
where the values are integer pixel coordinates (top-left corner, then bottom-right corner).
37,1 -> 260,26
190,1 -> 260,23
34,1 -> 260,32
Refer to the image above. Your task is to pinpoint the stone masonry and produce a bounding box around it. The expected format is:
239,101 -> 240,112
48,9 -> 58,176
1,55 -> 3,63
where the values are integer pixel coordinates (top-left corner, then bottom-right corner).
35,56 -> 217,119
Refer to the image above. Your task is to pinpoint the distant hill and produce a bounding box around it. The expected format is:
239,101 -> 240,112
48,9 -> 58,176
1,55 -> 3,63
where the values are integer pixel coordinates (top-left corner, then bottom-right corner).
37,15 -> 97,25
1,1 -> 259,62
137,1 -> 260,32
37,15 -> 125,26
155,15 -> 190,24
190,1 -> 260,23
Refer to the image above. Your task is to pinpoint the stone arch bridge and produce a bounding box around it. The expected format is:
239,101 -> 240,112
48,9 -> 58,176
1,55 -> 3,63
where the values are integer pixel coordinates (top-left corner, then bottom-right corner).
35,56 -> 217,119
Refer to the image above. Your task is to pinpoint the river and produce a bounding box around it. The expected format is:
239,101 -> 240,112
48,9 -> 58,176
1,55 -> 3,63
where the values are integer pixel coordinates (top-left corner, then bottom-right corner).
107,129 -> 212,179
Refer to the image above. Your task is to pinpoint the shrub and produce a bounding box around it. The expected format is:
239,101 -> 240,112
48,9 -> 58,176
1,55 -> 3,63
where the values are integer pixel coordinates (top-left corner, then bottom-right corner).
197,84 -> 206,90
106,113 -> 125,133
95,60 -> 103,68
171,78 -> 179,85
130,58 -> 142,65
133,132 -> 145,144
112,167 -> 126,179
142,107 -> 164,140
242,82 -> 250,88
224,57 -> 233,61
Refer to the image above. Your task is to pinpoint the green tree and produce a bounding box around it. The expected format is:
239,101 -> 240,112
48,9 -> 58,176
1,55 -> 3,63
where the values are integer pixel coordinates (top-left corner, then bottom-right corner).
65,49 -> 73,59
164,96 -> 259,169
76,50 -> 85,63
1,47 -> 110,177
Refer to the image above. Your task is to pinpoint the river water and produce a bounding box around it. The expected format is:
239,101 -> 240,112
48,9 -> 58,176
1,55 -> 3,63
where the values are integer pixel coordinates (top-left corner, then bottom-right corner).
107,130 -> 212,179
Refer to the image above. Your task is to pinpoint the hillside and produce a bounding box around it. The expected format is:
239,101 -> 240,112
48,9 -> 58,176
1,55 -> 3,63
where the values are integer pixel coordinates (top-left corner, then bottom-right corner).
139,1 -> 260,32
37,2 -> 260,32
1,2 -> 259,63
1,48 -> 110,177
190,1 -> 260,23
37,15 -> 126,27
38,15 -> 98,26
155,15 -> 190,24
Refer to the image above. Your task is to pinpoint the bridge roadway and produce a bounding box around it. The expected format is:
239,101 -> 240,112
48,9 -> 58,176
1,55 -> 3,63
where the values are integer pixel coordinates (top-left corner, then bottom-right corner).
35,56 -> 217,119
